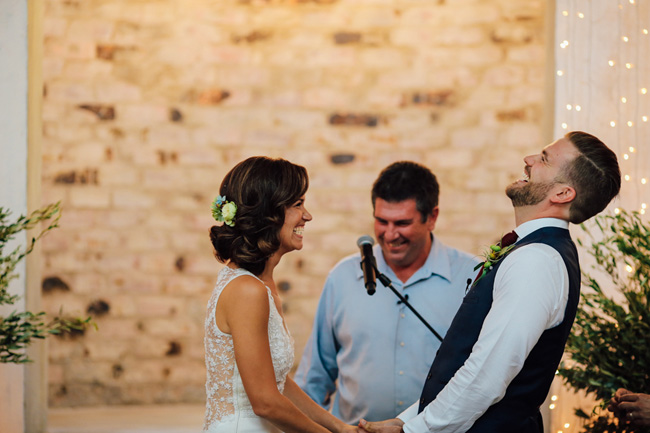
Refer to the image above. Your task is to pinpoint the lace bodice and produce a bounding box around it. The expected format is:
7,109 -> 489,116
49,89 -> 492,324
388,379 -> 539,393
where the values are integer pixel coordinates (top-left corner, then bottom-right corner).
203,266 -> 295,431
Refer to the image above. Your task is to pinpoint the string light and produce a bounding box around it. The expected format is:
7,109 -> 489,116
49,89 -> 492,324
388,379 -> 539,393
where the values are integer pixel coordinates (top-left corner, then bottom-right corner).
561,123 -> 568,129
643,116 -> 648,122
626,265 -> 634,273
621,97 -> 628,103
624,154 -> 630,160
628,121 -> 634,127
566,104 -> 572,110
622,36 -> 629,42
641,88 -> 648,94
560,40 -> 570,48
629,146 -> 636,152
575,105 -> 581,111
578,12 -> 584,18
643,29 -> 649,35
642,178 -> 647,184
549,403 -> 556,410
626,63 -> 633,69
557,70 -> 564,76
625,175 -> 631,181
609,60 -> 616,66
611,121 -> 617,127
562,10 -> 569,16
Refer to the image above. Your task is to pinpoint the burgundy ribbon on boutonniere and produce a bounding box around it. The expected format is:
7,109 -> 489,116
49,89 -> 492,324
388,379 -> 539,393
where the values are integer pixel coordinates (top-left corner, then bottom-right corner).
468,231 -> 519,291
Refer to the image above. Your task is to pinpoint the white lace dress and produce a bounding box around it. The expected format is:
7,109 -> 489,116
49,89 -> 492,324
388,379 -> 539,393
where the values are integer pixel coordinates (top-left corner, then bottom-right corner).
203,266 -> 295,433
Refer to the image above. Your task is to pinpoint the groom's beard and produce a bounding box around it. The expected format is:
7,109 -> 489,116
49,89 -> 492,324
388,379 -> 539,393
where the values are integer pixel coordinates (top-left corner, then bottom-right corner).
505,180 -> 556,207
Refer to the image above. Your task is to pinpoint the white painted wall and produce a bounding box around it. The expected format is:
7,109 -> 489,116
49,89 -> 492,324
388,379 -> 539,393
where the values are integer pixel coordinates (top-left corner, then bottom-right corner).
0,1 -> 29,432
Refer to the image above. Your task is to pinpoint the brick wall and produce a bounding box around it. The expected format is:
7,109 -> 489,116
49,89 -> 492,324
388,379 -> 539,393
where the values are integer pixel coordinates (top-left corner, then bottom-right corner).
41,0 -> 548,406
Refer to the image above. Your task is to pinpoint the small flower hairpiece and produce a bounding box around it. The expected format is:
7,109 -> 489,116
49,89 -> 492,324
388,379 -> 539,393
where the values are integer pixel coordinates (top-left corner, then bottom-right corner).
211,195 -> 237,227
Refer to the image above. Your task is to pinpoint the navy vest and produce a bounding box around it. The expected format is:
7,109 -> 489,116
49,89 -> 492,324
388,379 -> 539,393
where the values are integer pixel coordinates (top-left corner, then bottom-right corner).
417,227 -> 580,433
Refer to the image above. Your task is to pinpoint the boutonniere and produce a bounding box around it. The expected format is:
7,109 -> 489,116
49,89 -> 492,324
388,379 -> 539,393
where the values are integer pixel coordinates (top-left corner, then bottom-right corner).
470,242 -> 517,289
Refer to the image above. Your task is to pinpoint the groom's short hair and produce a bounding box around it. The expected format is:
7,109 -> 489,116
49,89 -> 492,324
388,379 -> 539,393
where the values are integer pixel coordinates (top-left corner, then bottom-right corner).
372,161 -> 439,222
562,131 -> 621,224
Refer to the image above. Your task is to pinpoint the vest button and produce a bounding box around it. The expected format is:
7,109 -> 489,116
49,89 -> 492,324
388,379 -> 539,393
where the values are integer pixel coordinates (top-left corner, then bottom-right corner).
420,397 -> 425,404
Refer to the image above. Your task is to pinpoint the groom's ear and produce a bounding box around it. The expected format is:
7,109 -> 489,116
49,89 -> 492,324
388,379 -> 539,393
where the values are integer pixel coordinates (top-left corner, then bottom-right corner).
549,184 -> 576,205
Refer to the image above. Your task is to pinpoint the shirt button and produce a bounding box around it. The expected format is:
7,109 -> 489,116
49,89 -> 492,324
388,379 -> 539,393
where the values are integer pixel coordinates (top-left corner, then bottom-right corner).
399,371 -> 404,375
400,342 -> 405,347
400,313 -> 405,318
398,401 -> 404,406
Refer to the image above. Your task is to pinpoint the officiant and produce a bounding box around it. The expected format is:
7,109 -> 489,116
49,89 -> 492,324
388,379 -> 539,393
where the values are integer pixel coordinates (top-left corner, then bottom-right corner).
295,161 -> 478,424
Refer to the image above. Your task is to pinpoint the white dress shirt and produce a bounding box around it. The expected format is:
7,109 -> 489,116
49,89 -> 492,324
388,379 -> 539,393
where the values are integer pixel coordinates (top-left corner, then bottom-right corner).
398,218 -> 570,433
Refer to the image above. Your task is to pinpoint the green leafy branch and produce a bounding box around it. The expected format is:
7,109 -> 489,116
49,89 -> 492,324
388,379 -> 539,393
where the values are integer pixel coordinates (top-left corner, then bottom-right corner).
558,210 -> 650,433
1,202 -> 94,364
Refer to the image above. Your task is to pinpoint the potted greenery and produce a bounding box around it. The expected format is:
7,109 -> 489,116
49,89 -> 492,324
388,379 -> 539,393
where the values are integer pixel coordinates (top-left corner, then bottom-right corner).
558,210 -> 650,433
1,202 -> 92,364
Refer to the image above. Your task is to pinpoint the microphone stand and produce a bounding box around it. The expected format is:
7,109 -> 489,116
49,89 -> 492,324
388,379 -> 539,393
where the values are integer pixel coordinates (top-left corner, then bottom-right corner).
373,266 -> 443,343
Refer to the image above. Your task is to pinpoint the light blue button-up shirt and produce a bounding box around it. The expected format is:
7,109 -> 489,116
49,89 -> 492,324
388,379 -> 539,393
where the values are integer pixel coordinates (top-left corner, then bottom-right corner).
295,235 -> 478,424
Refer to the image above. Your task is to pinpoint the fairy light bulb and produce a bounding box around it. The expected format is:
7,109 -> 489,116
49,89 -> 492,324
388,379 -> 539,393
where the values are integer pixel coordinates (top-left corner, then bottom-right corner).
642,178 -> 647,184
557,70 -> 564,76
561,123 -> 568,129
609,60 -> 616,66
566,104 -> 572,110
551,395 -> 558,401
629,146 -> 636,152
626,265 -> 634,273
560,40 -> 570,48
624,154 -> 629,160
623,36 -> 629,42
625,175 -> 631,181
615,208 -> 621,215
622,97 -> 628,103
549,403 -> 556,410
644,29 -> 649,35
642,203 -> 647,209
641,88 -> 648,94
578,12 -> 584,18
564,424 -> 571,428
628,121 -> 634,127
611,121 -> 617,127
643,116 -> 648,122
626,63 -> 633,69
575,105 -> 582,111
562,10 -> 569,16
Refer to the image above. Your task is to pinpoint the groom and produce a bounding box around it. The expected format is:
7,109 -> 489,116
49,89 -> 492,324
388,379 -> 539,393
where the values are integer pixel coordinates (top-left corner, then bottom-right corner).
359,131 -> 621,433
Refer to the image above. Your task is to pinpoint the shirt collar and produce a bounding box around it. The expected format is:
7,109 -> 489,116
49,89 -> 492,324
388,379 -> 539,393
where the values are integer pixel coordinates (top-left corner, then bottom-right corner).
369,234 -> 451,285
514,218 -> 569,242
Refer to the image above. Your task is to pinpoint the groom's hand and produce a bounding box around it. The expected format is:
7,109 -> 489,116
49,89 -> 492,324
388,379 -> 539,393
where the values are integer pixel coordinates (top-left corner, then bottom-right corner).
358,418 -> 404,433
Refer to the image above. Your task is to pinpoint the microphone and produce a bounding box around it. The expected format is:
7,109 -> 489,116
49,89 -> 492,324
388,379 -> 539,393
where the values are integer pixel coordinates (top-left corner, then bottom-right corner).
357,235 -> 377,295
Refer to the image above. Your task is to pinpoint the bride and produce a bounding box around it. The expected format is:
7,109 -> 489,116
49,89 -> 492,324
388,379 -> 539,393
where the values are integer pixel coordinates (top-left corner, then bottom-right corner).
204,156 -> 358,433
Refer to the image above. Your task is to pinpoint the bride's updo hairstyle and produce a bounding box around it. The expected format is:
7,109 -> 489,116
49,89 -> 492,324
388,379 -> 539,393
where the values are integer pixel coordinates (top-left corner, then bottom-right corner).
210,156 -> 309,276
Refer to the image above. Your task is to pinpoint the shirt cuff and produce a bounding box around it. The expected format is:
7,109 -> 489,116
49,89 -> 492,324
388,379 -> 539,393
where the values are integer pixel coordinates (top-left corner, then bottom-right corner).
397,402 -> 418,423
402,412 -> 430,433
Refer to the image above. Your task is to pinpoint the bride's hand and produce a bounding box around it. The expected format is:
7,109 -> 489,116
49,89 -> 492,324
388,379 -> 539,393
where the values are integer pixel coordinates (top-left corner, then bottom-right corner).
358,418 -> 404,433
